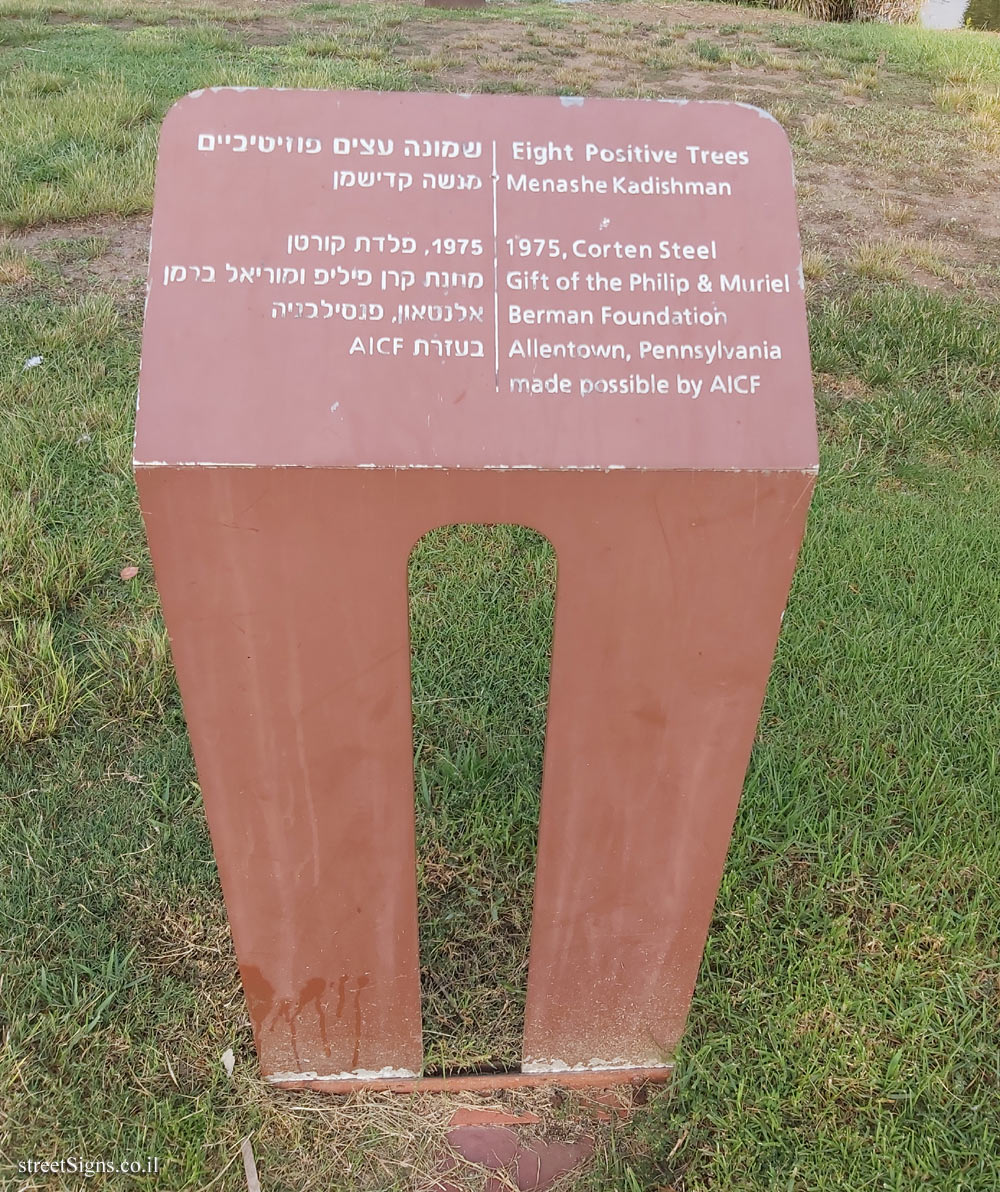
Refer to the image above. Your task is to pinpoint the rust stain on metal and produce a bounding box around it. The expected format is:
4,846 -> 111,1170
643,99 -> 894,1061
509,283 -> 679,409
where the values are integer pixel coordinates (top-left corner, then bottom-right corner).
136,89 -> 817,1090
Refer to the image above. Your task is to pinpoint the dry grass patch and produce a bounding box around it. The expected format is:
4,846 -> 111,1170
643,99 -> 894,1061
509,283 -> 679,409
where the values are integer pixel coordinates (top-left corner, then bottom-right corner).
848,236 -> 963,287
0,247 -> 33,286
771,0 -> 919,17
475,52 -> 531,77
933,82 -> 1000,151
138,890 -> 240,992
768,99 -> 794,125
761,51 -> 795,70
903,236 -> 962,283
553,64 -> 598,92
816,54 -> 847,78
241,1083 -> 618,1192
848,238 -> 912,282
407,53 -> 456,73
933,82 -> 1000,117
966,111 -> 1000,154
612,77 -> 658,98
802,247 -> 833,282
803,110 -> 838,138
880,193 -> 915,228
814,371 -> 876,404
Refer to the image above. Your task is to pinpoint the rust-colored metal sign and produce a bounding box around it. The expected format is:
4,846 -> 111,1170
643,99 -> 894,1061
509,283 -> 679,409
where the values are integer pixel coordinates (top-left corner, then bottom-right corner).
135,89 -> 817,1092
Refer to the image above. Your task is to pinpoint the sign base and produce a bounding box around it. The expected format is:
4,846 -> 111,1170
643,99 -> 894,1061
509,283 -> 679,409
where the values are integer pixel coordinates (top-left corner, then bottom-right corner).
268,1065 -> 673,1095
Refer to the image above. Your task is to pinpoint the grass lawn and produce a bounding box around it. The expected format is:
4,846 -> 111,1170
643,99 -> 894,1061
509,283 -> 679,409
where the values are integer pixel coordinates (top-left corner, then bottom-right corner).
2,0 -> 999,1187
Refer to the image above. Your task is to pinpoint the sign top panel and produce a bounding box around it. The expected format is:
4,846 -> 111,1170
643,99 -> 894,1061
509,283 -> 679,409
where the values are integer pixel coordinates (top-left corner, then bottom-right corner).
135,89 -> 817,471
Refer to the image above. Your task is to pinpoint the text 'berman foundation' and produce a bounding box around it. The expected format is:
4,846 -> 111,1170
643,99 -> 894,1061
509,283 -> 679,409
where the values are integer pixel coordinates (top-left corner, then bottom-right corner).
135,89 -> 818,1092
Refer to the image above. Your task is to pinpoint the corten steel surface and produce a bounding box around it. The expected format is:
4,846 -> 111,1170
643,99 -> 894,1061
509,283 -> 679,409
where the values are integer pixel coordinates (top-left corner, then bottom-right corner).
135,89 -> 817,1090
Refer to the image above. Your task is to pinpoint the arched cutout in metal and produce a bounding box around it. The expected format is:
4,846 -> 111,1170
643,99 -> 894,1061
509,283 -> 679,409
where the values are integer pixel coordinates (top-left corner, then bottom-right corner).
409,523 -> 556,1075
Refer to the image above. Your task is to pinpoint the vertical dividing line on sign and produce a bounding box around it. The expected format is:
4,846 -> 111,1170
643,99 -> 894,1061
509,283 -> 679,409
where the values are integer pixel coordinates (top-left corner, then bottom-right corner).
492,138 -> 500,391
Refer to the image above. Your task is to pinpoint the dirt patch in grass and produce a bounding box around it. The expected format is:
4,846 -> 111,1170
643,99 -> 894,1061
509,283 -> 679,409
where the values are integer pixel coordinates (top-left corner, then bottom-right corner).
44,11 -> 313,39
796,158 -> 1000,298
5,1 -> 997,295
390,8 -> 1000,297
2,213 -> 150,296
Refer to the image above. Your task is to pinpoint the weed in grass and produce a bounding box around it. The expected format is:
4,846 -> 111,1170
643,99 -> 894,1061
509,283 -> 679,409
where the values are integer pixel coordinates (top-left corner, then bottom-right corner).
179,21 -> 242,53
788,51 -> 822,73
722,41 -> 769,69
0,14 -> 51,44
48,234 -> 111,263
691,38 -> 723,64
851,62 -> 880,89
818,53 -> 848,78
448,34 -> 485,51
9,68 -> 71,94
611,78 -> 656,100
477,78 -> 532,95
850,238 -> 909,282
802,247 -> 833,281
83,618 -> 174,726
553,65 -> 597,93
971,95 -> 1000,126
881,193 -> 915,227
592,34 -> 630,62
476,52 -> 529,76
967,123 -> 1000,154
646,45 -> 685,72
407,53 -> 457,75
933,83 -> 967,113
768,99 -> 795,126
122,25 -> 174,52
41,293 -> 120,348
0,618 -> 82,743
764,52 -> 794,71
299,34 -> 347,57
933,81 -> 1000,131
0,246 -> 33,286
848,237 -> 962,286
965,100 -> 1000,151
903,236 -> 962,283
